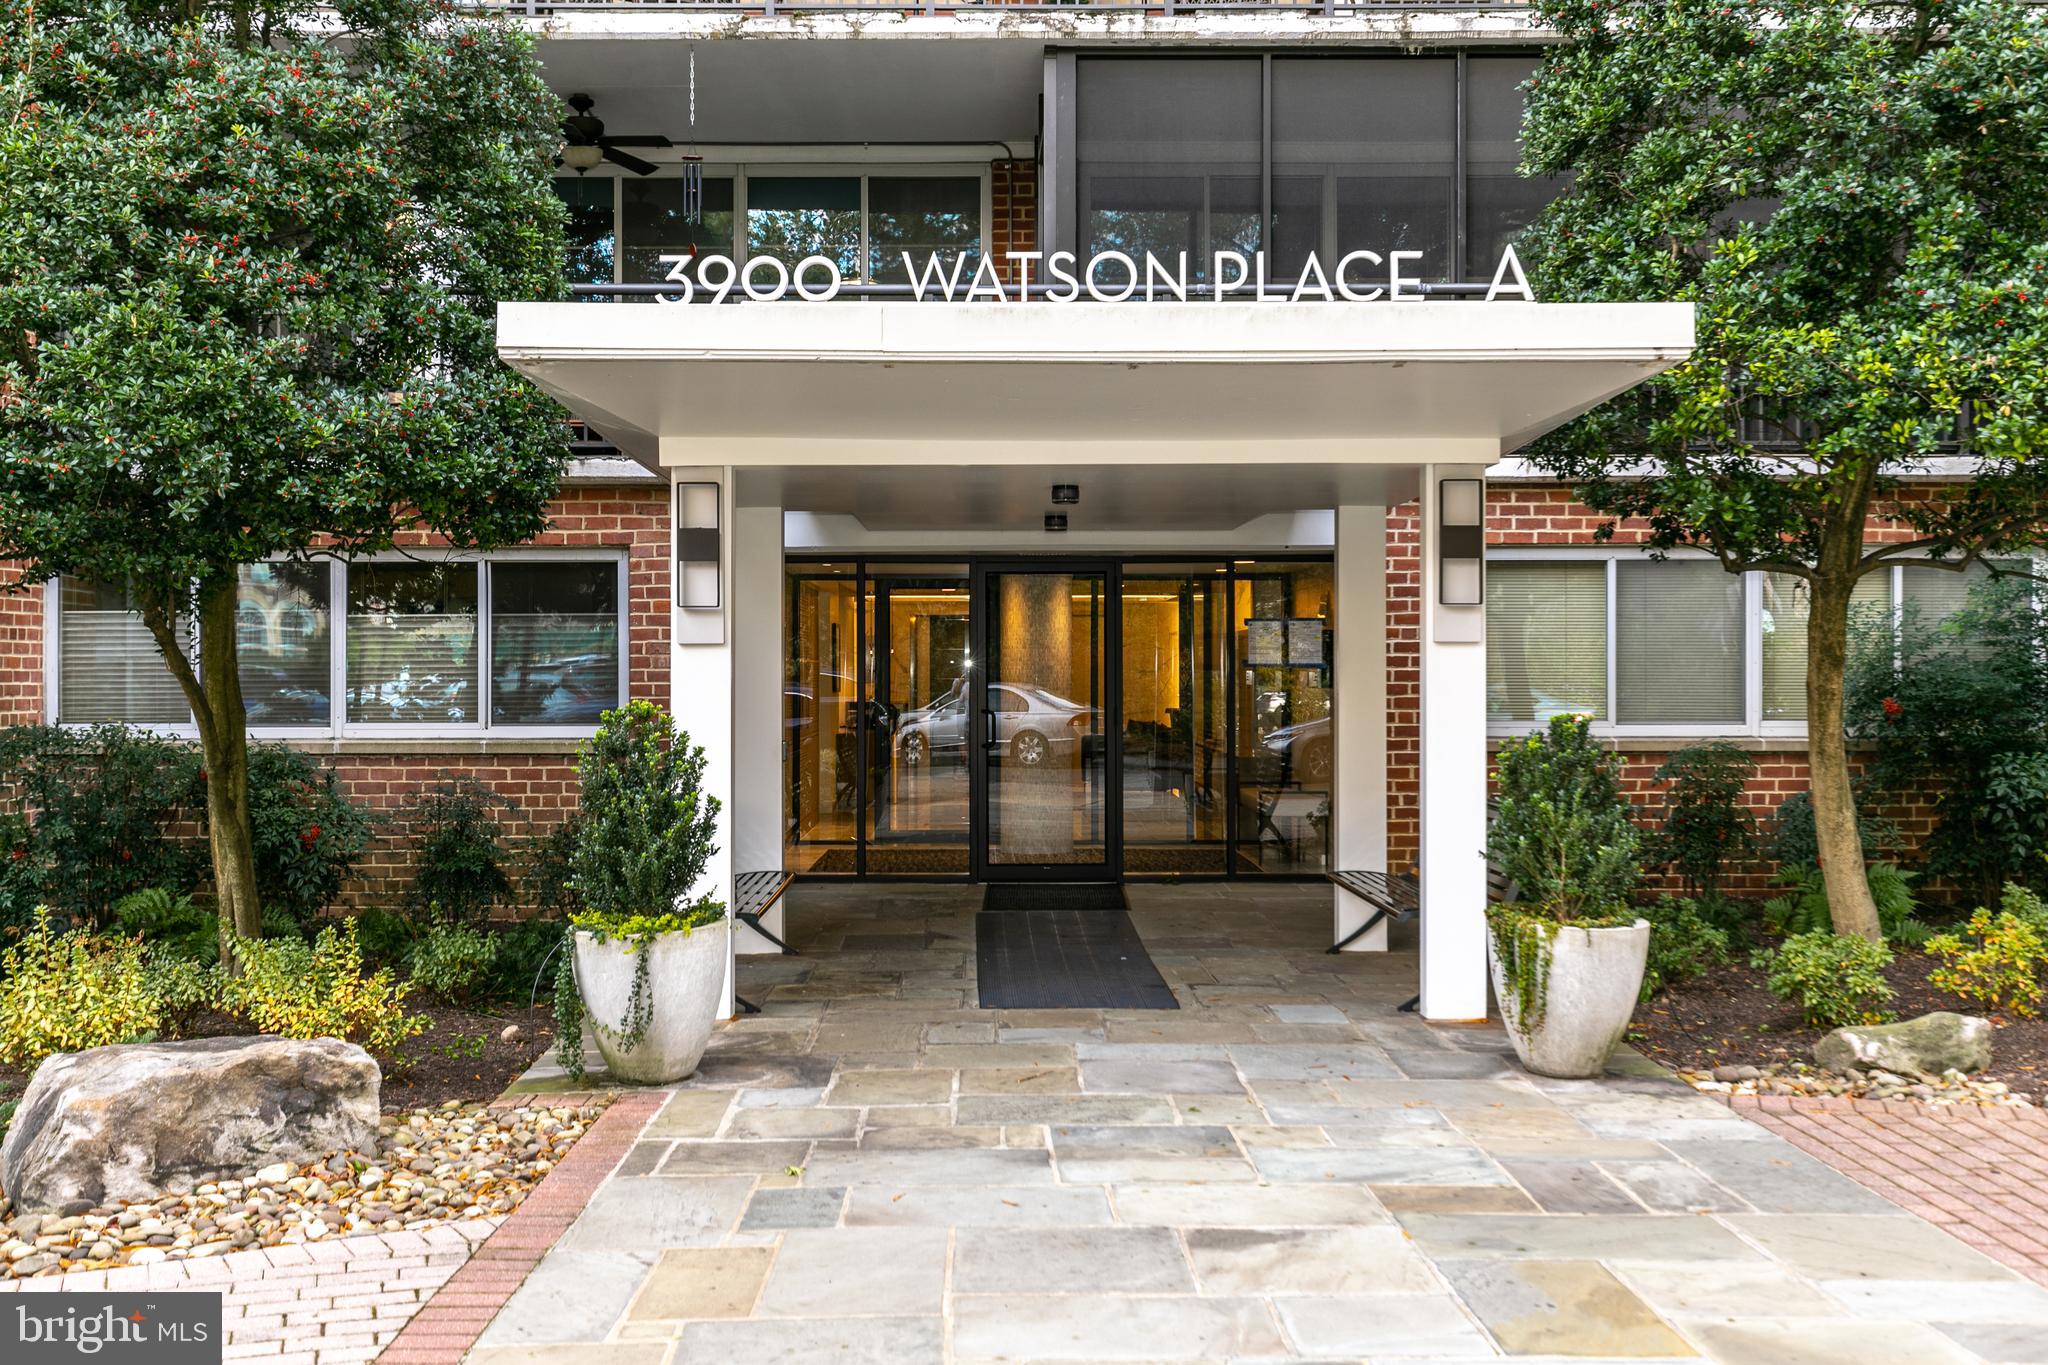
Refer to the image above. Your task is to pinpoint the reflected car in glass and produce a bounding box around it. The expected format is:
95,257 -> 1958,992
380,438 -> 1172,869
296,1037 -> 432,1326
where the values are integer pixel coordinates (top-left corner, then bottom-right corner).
895,681 -> 1099,768
1260,714 -> 1332,784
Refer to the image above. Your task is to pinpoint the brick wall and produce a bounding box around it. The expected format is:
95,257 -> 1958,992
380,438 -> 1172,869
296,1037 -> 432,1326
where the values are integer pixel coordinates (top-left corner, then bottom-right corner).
0,561 -> 43,725
990,160 -> 1038,284
1384,483 -> 1944,897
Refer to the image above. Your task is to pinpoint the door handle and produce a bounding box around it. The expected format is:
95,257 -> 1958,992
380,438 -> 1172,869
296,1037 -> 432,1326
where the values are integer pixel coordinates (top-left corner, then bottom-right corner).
982,709 -> 1000,753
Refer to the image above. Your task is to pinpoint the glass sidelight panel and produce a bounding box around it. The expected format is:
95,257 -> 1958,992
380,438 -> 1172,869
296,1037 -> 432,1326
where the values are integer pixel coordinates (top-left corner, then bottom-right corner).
869,569 -> 973,874
1122,568 -> 1228,876
1233,562 -> 1334,875
785,565 -> 865,874
985,571 -> 1108,873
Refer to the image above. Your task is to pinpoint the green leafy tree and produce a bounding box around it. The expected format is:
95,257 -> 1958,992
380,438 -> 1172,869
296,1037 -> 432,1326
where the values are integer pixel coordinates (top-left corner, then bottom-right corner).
0,0 -> 571,960
1517,1 -> 2048,939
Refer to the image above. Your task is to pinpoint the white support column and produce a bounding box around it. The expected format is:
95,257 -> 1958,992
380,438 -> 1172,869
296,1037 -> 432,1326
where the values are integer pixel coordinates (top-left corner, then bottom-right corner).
1332,504 -> 1389,950
666,462 -> 739,1017
1418,464 -> 1491,1021
732,501 -> 786,955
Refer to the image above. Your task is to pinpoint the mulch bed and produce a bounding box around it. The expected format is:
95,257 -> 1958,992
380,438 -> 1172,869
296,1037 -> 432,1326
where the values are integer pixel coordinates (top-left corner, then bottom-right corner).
1631,950 -> 2048,1103
0,1002 -> 554,1114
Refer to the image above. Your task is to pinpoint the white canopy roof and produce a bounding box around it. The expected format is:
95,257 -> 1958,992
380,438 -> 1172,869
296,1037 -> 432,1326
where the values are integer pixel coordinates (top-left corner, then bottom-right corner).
497,300 -> 1694,470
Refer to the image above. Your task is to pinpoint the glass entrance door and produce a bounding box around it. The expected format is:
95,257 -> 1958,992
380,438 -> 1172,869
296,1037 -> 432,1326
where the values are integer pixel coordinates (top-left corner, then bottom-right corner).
979,568 -> 1111,879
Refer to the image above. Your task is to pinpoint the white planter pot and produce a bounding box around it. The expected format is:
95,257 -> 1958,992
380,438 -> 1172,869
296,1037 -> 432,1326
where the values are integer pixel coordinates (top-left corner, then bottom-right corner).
573,919 -> 728,1084
1489,917 -> 1650,1080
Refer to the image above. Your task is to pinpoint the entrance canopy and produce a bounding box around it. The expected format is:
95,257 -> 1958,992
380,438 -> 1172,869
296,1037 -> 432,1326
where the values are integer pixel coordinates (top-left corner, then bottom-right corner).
496,300 -> 1695,469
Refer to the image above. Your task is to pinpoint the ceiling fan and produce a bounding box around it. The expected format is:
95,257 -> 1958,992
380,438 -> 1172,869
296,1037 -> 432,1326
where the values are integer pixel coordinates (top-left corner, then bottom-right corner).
558,93 -> 671,176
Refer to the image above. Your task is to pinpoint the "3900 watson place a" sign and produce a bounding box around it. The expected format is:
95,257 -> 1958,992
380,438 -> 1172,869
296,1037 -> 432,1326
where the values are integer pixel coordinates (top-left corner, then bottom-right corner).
649,244 -> 1536,305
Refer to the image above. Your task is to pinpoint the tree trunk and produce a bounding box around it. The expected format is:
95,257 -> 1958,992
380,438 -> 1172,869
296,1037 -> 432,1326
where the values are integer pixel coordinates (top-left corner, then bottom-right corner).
143,575 -> 264,966
1805,571 -> 1881,941
194,578 -> 264,962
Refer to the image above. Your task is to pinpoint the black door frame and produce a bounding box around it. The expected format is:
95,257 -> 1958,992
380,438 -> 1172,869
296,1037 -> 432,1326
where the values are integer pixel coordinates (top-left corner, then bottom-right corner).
972,560 -> 1122,883
784,551 -> 1334,884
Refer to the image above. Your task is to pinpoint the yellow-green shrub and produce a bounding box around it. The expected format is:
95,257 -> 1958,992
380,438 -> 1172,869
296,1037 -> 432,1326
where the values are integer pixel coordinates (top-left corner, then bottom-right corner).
0,908 -> 160,1070
1927,908 -> 2048,1017
222,920 -> 427,1059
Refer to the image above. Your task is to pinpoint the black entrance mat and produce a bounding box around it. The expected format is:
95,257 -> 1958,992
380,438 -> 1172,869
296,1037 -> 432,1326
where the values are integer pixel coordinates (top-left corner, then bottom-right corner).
982,882 -> 1128,913
976,902 -> 1178,1011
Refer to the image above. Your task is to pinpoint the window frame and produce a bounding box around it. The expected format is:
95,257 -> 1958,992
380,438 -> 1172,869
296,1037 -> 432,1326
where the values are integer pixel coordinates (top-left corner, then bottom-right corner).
45,549 -> 631,741
1486,547 -> 2044,740
562,160 -> 994,287
1058,49 -> 1558,283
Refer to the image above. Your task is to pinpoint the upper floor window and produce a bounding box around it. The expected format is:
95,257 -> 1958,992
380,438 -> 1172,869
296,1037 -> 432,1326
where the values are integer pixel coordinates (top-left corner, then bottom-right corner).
1068,54 -> 1560,287
1077,58 -> 1264,282
554,168 -> 985,291
54,557 -> 626,736
1487,552 -> 2039,734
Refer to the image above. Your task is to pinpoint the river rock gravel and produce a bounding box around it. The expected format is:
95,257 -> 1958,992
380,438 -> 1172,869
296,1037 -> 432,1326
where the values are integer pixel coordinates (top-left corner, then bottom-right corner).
0,1100 -> 603,1278
1678,1060 -> 2032,1106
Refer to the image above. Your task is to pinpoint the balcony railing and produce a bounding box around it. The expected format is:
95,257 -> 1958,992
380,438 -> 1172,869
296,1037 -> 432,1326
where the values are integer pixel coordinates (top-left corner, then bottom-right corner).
486,0 -> 1533,15
565,280 -> 1504,300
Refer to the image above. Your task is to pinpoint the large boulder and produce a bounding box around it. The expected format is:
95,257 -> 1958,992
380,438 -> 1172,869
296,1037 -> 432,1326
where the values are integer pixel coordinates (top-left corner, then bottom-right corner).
1814,1011 -> 1992,1079
1,1036 -> 379,1215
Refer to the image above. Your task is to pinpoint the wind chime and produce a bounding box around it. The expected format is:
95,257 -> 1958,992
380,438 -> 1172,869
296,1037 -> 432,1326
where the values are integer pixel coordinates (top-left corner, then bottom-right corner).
679,49 -> 704,225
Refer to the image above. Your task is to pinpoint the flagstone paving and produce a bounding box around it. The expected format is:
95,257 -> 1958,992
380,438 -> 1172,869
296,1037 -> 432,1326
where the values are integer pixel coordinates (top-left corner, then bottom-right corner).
471,883 -> 2048,1363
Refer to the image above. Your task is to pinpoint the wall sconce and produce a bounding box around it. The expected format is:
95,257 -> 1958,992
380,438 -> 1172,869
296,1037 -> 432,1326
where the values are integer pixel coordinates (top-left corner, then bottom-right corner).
1050,484 -> 1079,505
1044,513 -> 1068,533
676,482 -> 721,610
1438,478 -> 1484,606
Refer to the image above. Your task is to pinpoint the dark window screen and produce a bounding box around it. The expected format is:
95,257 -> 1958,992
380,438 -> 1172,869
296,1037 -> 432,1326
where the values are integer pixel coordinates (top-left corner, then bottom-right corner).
1076,59 -> 1263,285
1466,57 -> 1566,278
1271,59 -> 1455,285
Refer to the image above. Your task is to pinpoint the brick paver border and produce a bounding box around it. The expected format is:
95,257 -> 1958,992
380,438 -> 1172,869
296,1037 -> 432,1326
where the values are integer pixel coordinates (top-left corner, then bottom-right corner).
376,1089 -> 667,1365
1730,1094 -> 2048,1285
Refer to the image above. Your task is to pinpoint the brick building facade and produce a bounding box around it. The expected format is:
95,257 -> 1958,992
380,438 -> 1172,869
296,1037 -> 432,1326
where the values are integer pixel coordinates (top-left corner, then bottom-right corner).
5,473 -> 1967,911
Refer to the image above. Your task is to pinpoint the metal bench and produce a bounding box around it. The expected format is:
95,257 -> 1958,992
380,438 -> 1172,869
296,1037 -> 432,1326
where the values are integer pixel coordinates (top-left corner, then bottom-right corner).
734,869 -> 798,956
732,869 -> 797,1016
1326,830 -> 1518,1013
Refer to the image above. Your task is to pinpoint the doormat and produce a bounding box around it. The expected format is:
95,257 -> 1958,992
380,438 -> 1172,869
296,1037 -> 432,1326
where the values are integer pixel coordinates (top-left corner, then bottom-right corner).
982,882 -> 1127,913
975,906 -> 1179,1011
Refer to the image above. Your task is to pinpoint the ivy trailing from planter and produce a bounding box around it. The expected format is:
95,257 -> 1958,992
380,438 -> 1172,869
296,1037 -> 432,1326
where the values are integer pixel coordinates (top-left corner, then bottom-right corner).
551,702 -> 726,1082
1485,714 -> 1643,1038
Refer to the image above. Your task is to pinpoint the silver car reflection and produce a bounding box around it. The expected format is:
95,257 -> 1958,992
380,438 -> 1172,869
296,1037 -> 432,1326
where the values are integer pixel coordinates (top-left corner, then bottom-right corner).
895,681 -> 1099,768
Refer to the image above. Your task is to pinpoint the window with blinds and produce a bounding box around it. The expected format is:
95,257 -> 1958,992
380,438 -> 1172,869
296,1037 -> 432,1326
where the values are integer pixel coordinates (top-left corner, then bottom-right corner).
344,563 -> 479,726
1760,571 -> 1890,720
1901,559 -> 2013,624
1615,561 -> 1745,724
57,578 -> 190,725
491,562 -> 620,726
1486,561 -> 1606,722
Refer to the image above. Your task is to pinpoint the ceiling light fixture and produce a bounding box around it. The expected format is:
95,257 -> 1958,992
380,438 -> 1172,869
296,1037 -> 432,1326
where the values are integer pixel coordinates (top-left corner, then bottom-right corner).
559,143 -> 603,173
